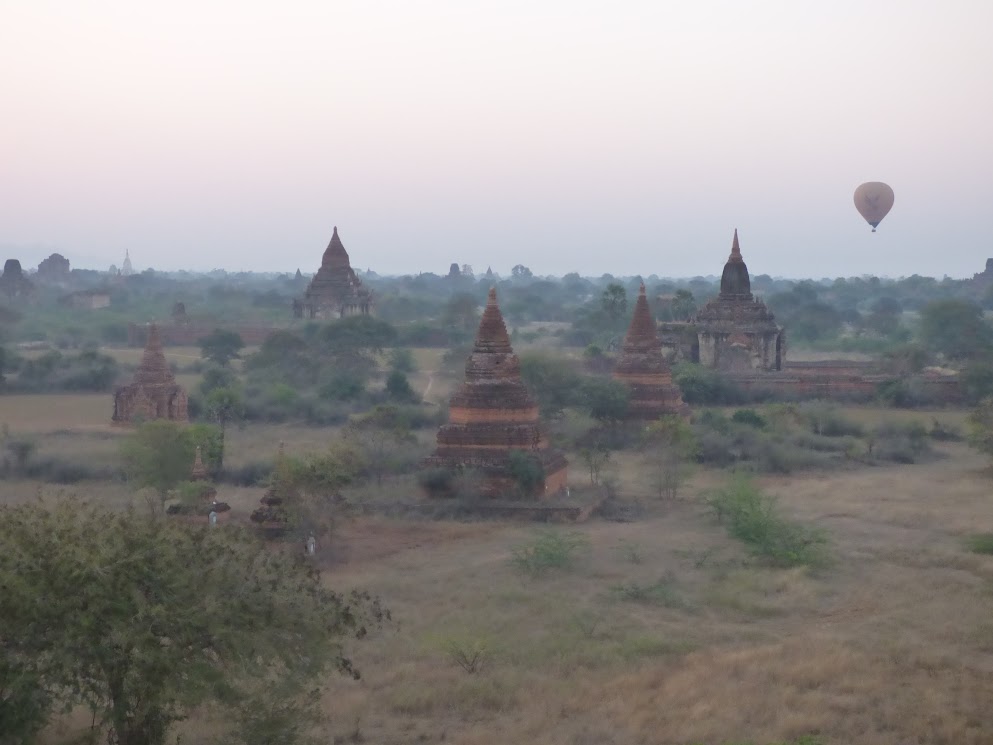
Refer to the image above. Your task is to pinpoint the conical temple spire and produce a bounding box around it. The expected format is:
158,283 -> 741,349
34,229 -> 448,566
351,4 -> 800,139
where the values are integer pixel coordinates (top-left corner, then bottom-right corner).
473,288 -> 512,353
719,229 -> 751,297
133,323 -> 176,386
729,228 -> 742,261
622,283 -> 657,349
321,226 -> 351,268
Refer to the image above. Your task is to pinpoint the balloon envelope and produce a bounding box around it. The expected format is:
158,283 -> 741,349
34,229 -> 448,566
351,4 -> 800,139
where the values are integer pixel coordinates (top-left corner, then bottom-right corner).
854,182 -> 894,231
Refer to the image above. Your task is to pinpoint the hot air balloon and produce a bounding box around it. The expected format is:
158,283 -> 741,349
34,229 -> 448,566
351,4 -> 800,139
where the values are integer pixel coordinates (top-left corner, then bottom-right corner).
854,182 -> 894,232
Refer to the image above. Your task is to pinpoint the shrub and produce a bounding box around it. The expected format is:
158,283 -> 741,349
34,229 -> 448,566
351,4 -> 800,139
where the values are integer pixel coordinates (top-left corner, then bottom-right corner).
799,403 -> 863,437
673,362 -> 746,405
610,573 -> 685,608
870,421 -> 930,463
418,467 -> 455,495
707,476 -> 827,567
507,450 -> 545,495
731,409 -> 767,429
965,533 -> 993,555
510,530 -> 590,578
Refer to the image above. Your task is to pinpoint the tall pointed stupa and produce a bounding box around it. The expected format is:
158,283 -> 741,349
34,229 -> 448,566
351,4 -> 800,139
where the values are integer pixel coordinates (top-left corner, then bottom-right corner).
425,288 -> 567,497
121,250 -> 134,277
694,230 -> 784,372
614,284 -> 690,420
299,227 -> 373,319
112,324 -> 188,424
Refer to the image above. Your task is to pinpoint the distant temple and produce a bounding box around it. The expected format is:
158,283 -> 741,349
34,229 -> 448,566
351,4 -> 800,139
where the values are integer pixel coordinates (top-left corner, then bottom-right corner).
691,230 -> 784,372
112,324 -> 188,425
613,284 -> 690,420
425,288 -> 567,497
295,227 -> 373,319
121,250 -> 134,277
0,259 -> 34,300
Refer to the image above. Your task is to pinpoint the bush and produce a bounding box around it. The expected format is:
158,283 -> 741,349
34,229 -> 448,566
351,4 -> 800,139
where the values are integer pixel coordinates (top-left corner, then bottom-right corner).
965,533 -> 993,555
507,450 -> 545,495
510,530 -> 590,578
610,573 -> 685,608
707,476 -> 827,567
673,362 -> 746,405
870,421 -> 930,463
731,408 -> 767,429
799,403 -> 863,437
418,467 -> 455,495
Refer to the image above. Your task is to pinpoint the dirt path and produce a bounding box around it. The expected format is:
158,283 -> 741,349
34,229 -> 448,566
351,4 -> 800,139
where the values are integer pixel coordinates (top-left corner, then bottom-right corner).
422,370 -> 436,401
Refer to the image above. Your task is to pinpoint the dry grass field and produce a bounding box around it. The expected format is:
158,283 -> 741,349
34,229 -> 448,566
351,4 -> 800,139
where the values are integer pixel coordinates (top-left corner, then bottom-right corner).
7,369 -> 993,743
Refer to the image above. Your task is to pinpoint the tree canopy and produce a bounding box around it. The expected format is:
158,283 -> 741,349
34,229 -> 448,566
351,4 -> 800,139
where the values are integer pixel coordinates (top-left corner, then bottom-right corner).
0,499 -> 385,745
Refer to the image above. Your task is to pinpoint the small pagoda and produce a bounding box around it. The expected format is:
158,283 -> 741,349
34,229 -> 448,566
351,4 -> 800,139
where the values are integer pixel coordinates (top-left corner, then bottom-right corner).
112,324 -> 188,424
614,284 -> 690,420
250,443 -> 293,538
693,230 -> 784,372
425,288 -> 567,498
297,227 -> 374,319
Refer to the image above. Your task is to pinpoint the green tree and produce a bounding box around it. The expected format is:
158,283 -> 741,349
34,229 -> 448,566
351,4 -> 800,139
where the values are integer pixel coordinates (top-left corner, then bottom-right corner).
579,377 -> 630,423
198,329 -> 245,367
385,369 -> 417,402
918,299 -> 993,360
0,498 -> 385,745
204,386 -> 245,469
600,283 -> 628,324
121,421 -> 222,503
519,353 -> 583,417
967,397 -> 993,464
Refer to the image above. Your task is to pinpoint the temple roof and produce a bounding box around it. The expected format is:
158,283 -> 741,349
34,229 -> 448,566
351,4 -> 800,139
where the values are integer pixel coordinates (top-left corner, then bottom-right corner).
720,229 -> 752,298
304,227 -> 370,307
473,288 -> 513,355
132,324 -> 178,387
321,226 -> 350,270
621,284 -> 657,351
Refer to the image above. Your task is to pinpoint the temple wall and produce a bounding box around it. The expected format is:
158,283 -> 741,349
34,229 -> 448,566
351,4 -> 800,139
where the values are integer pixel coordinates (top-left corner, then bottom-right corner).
128,324 -> 278,347
448,407 -> 540,424
543,466 -> 569,495
727,373 -> 963,404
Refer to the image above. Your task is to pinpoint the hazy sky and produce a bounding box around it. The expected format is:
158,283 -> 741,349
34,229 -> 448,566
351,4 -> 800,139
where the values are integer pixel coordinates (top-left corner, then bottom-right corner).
2,0 -> 992,279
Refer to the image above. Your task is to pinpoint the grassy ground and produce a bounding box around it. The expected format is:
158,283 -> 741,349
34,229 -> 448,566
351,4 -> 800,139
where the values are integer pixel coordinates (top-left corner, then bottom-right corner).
7,365 -> 993,743
29,438 -> 993,745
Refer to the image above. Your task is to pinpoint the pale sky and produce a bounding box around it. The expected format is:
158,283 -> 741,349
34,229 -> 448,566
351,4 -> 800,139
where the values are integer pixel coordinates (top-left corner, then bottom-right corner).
1,0 -> 991,279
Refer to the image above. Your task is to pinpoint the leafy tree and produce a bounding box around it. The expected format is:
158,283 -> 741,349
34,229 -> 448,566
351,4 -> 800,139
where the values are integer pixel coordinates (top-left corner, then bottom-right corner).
641,416 -> 696,499
443,293 -> 479,343
388,347 -> 417,374
579,442 -> 611,485
204,386 -> 245,469
121,421 -> 222,502
0,498 -> 385,745
385,369 -> 417,402
600,283 -> 628,324
507,450 -> 545,495
579,377 -> 630,423
918,299 -> 993,360
670,288 -> 697,321
967,397 -> 993,464
519,353 -> 583,417
511,264 -> 533,279
198,329 -> 245,367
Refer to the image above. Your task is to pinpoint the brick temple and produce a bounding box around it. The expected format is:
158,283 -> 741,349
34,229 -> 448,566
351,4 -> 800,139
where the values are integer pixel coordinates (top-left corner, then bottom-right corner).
692,229 -> 784,372
296,227 -> 374,319
112,323 -> 188,425
614,284 -> 690,420
425,288 -> 568,497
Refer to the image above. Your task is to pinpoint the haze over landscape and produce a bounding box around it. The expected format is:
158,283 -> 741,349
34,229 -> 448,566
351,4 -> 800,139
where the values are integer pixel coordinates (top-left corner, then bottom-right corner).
2,0 -> 992,277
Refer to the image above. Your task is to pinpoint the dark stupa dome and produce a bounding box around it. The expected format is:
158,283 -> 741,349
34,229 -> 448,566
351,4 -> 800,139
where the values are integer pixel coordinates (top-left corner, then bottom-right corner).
719,229 -> 751,298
